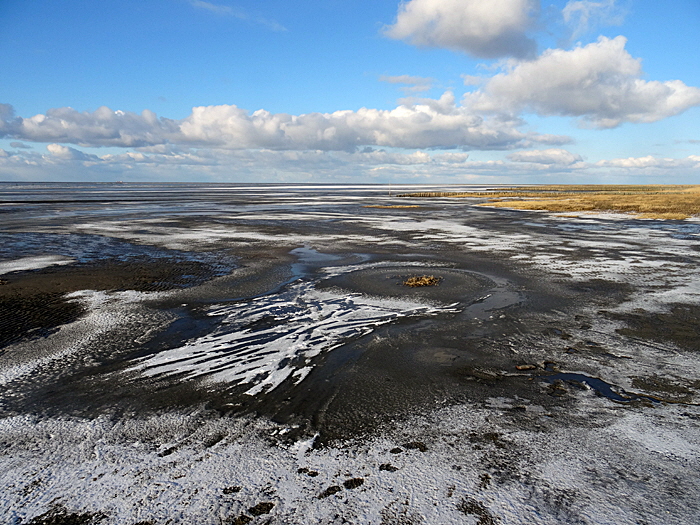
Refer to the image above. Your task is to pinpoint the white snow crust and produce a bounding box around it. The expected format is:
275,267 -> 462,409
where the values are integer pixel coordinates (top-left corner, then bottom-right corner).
130,279 -> 459,395
0,255 -> 74,275
1,400 -> 698,524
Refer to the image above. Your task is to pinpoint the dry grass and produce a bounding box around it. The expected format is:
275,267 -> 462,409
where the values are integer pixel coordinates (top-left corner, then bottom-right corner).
402,275 -> 442,287
399,185 -> 700,220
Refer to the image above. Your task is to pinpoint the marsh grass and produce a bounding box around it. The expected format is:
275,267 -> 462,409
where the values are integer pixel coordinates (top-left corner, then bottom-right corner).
399,185 -> 700,219
402,275 -> 442,287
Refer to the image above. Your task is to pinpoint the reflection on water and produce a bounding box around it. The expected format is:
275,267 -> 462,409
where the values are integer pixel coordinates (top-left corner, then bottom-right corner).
544,372 -> 661,404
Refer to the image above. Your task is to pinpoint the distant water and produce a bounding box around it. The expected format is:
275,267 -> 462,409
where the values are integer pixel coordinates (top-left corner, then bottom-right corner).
0,181 -> 501,204
0,182 -> 505,226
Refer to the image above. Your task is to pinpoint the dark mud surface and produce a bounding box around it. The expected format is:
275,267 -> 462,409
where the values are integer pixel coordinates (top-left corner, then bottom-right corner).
0,259 -> 229,349
0,292 -> 85,350
0,245 -> 576,443
1,183 -> 700,524
611,304 -> 700,352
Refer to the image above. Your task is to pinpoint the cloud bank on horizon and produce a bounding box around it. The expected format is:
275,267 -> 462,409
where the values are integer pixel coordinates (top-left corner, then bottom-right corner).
1,0 -> 699,183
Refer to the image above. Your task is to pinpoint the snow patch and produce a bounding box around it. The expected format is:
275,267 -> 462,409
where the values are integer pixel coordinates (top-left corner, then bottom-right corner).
0,255 -> 74,275
129,279 -> 459,395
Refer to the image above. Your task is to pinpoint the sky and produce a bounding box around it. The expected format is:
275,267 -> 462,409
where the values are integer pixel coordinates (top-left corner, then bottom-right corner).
1,0 -> 699,184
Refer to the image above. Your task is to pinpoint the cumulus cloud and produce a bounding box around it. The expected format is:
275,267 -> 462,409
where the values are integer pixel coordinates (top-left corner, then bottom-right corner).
384,0 -> 539,59
507,148 -> 583,165
0,106 -> 180,147
0,95 -> 568,153
178,92 -> 568,150
465,36 -> 700,128
0,103 -> 17,137
0,103 -> 14,119
10,141 -> 31,149
46,143 -> 100,161
461,75 -> 485,86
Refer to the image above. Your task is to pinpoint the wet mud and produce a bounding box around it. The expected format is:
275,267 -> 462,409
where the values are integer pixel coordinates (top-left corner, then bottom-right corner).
0,292 -> 84,350
0,243 -> 573,444
2,183 -> 700,524
3,238 -> 683,445
0,257 -> 230,352
611,304 -> 700,352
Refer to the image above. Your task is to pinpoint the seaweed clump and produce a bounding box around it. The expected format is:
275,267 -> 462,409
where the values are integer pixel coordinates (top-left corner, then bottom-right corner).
402,275 -> 442,287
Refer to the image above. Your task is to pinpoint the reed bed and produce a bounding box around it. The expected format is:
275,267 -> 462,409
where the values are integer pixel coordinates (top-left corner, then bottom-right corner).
399,185 -> 700,219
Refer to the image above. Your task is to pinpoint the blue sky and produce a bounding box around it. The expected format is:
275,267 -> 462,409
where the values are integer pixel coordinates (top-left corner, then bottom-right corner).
1,0 -> 699,183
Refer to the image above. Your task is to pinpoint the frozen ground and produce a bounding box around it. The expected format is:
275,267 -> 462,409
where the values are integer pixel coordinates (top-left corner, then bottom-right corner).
0,183 -> 699,524
2,400 -> 699,525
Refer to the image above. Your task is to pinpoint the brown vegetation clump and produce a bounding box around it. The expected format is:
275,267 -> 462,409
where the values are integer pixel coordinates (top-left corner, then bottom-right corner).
403,275 -> 442,287
399,185 -> 700,219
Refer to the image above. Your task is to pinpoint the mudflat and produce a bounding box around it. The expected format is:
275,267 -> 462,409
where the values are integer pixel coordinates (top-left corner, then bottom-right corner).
1,183 -> 699,524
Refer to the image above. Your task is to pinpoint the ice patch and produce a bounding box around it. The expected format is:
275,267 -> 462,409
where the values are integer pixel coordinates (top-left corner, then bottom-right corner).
130,280 -> 459,395
0,255 -> 74,275
2,403 -> 699,525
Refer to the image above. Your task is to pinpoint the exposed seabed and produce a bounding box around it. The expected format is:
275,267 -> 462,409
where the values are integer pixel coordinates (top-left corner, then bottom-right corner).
1,183 -> 699,524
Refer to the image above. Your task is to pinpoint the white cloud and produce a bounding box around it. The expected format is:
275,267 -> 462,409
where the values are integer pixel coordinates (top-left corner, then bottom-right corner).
563,0 -> 626,41
347,149 -> 432,165
384,0 -> 539,59
433,152 -> 469,163
0,103 -> 17,138
3,140 -> 699,184
0,95 -> 568,153
379,75 -> 433,85
0,103 -> 13,120
46,143 -> 99,161
100,150 -> 220,166
379,75 -> 434,93
461,75 -> 485,86
465,36 -> 700,128
39,146 -> 700,175
595,155 -> 700,169
106,148 -> 461,169
177,93 -> 569,150
189,1 -> 286,31
2,106 -> 180,147
22,144 -> 470,172
190,0 -> 234,15
508,148 -> 583,165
